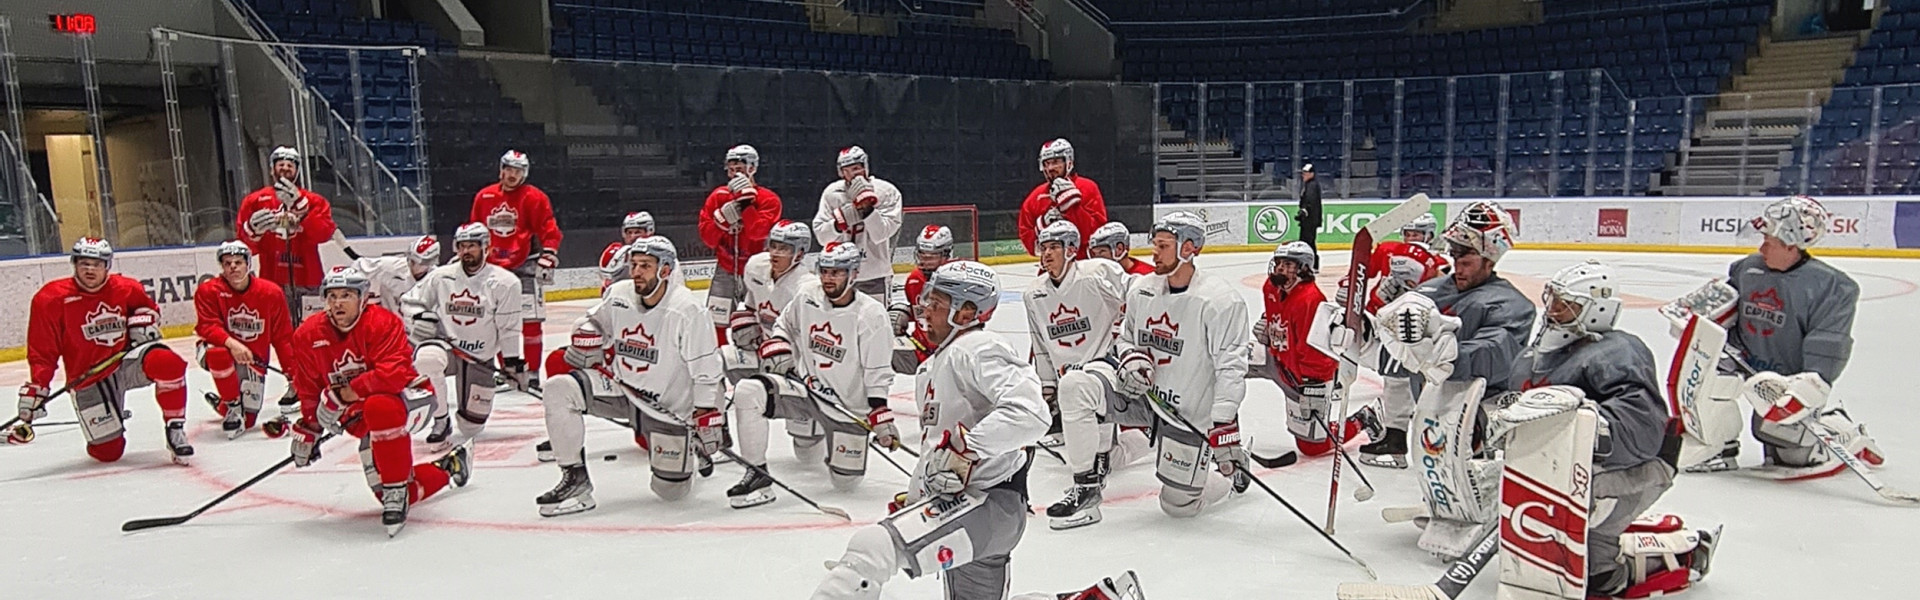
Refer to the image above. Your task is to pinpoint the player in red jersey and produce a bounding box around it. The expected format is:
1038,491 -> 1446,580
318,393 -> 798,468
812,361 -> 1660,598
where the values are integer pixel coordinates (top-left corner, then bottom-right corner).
698,144 -> 784,345
285,267 -> 467,536
597,211 -> 655,290
194,240 -> 297,439
236,146 -> 338,318
1349,213 -> 1450,469
1018,138 -> 1108,258
888,224 -> 955,374
1087,221 -> 1154,276
1250,242 -> 1375,459
470,150 -> 563,379
14,238 -> 192,464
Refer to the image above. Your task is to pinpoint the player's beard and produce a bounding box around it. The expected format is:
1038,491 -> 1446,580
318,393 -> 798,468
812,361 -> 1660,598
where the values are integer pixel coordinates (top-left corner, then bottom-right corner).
460,253 -> 483,274
1153,258 -> 1177,275
823,279 -> 850,303
634,272 -> 663,300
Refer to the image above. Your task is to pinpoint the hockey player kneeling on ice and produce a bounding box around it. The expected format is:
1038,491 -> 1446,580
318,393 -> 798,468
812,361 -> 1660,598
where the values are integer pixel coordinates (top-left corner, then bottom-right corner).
725,220 -> 820,385
15,238 -> 193,462
1250,241 -> 1380,461
1664,195 -> 1879,476
288,267 -> 465,536
1024,221 -> 1147,530
814,261 -> 1048,600
1504,261 -> 1720,598
401,222 -> 526,452
729,241 -> 893,507
1375,201 -> 1533,559
195,240 -> 297,440
535,236 -> 724,516
1345,215 -> 1447,469
1114,212 -> 1253,519
890,224 -> 956,375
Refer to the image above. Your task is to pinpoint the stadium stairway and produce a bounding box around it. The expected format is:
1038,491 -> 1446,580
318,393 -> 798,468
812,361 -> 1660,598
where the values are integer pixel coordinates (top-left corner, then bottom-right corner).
1666,34 -> 1866,195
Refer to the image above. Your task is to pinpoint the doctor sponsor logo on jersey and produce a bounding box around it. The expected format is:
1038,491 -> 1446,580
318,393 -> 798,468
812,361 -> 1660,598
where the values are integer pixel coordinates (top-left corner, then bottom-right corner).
1418,417 -> 1458,513
1045,305 -> 1091,348
446,289 -> 487,326
226,305 -> 266,341
614,322 -> 660,373
80,304 -> 127,346
1741,288 -> 1786,336
1499,467 -> 1591,590
808,322 -> 846,367
1138,314 -> 1183,364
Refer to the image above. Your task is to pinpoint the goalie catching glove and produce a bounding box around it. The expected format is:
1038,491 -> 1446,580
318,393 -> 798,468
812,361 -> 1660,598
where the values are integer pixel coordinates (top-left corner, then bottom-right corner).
1375,292 -> 1460,374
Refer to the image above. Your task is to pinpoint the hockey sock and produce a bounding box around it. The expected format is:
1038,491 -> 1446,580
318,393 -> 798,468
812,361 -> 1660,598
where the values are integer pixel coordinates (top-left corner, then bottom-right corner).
714,325 -> 729,347
543,348 -> 571,378
522,321 -> 543,377
362,395 -> 417,486
1296,435 -> 1336,457
143,349 -> 189,421
86,437 -> 127,463
410,463 -> 450,503
203,347 -> 239,417
732,378 -> 772,466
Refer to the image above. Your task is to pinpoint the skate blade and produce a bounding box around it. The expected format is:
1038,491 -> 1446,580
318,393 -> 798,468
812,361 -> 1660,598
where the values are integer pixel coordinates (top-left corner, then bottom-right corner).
225,428 -> 245,441
385,522 -> 405,537
1048,507 -> 1102,531
1358,454 -> 1408,470
538,496 -> 598,518
728,492 -> 777,509
171,454 -> 193,466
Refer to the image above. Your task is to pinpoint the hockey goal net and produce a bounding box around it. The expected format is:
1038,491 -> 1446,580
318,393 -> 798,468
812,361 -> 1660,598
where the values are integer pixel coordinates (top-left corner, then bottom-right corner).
892,204 -> 980,271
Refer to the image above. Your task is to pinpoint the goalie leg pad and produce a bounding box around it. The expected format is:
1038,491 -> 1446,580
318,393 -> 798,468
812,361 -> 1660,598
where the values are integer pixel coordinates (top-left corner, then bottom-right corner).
1414,378 -> 1501,534
1586,461 -> 1676,597
1494,397 -> 1598,599
1677,375 -> 1745,470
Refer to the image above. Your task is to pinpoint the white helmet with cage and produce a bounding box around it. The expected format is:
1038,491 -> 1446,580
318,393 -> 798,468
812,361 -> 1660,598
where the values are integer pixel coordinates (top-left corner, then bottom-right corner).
1536,260 -> 1621,352
1751,195 -> 1829,248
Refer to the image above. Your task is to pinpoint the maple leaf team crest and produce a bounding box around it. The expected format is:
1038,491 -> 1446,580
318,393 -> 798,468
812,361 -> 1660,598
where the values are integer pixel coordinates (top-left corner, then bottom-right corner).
1046,305 -> 1090,348
1741,288 -> 1787,337
1140,313 -> 1184,365
446,289 -> 486,326
614,322 -> 659,373
227,305 -> 266,342
485,204 -> 518,237
809,322 -> 846,368
329,350 -> 367,387
79,303 -> 126,346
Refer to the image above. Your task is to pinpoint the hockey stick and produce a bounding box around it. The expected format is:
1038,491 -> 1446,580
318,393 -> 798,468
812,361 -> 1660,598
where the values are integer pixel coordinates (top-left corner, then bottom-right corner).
803,376 -> 920,458
2,349 -> 131,433
448,346 -> 540,399
604,371 -> 851,520
1319,416 -> 1377,502
1144,388 -> 1376,580
1723,351 -> 1920,506
1336,525 -> 1498,599
123,433 -> 338,532
1251,450 -> 1300,468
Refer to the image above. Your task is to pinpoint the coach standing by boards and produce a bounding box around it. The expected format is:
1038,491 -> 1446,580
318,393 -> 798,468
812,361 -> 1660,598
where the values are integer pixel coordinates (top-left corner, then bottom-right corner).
1296,163 -> 1321,256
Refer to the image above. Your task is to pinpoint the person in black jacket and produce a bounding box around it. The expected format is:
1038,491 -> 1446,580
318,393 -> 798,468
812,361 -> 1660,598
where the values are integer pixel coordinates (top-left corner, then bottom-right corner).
1296,164 -> 1322,256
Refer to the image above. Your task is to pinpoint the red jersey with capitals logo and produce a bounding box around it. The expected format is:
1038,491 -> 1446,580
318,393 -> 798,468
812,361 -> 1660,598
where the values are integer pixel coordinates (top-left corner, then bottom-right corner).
1366,241 -> 1448,313
194,275 -> 296,362
1260,279 -> 1336,385
613,321 -> 660,375
470,182 -> 562,271
1017,174 -> 1108,257
26,275 -> 160,387
236,186 -> 337,287
808,321 -> 846,369
288,304 -> 418,421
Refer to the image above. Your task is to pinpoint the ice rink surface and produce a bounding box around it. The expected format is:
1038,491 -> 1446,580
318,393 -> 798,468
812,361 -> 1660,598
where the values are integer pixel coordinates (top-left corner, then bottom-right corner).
4,249 -> 1917,599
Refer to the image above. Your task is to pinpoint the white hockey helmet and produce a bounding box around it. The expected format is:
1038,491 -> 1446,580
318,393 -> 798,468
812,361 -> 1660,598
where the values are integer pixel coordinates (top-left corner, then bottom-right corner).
1153,211 -> 1208,260
453,222 -> 490,247
627,235 -> 678,276
1036,219 -> 1082,255
837,146 -> 868,170
916,224 -> 955,256
816,241 -> 864,279
1269,241 -> 1317,278
726,144 -> 760,170
623,211 -> 656,236
1402,212 -> 1439,241
269,146 -> 301,166
768,220 -> 813,256
216,239 -> 252,262
925,260 -> 1000,327
1536,260 -> 1620,352
1751,195 -> 1829,248
1088,221 -> 1130,254
1038,138 -> 1075,172
321,266 -> 370,296
1442,201 -> 1517,262
500,149 -> 530,172
408,234 -> 441,265
70,236 -> 114,266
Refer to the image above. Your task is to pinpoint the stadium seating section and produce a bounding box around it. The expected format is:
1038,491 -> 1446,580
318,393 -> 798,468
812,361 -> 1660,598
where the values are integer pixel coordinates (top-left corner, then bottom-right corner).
1775,0 -> 1920,195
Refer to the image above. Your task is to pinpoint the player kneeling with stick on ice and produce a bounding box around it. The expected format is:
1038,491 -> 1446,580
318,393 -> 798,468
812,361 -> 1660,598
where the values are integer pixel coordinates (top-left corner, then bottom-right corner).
400,222 -> 526,452
287,267 -> 467,537
195,240 -> 297,440
1250,240 -> 1386,466
535,235 -> 725,516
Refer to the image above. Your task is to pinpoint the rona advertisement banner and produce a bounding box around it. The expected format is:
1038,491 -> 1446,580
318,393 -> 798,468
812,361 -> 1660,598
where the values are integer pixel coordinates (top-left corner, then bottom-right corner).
1245,203 -> 1449,245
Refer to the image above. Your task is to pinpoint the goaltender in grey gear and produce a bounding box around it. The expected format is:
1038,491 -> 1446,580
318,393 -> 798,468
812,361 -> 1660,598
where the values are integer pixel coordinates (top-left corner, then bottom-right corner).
1725,251 -> 1860,467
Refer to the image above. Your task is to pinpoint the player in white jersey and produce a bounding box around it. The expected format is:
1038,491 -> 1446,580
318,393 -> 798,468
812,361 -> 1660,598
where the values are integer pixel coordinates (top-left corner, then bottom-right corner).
399,223 -> 525,451
1024,221 -> 1148,530
728,242 -> 895,508
725,220 -> 820,382
1113,211 -> 1253,518
535,236 -> 725,516
814,261 -> 1048,600
812,146 -> 903,300
353,234 -> 440,311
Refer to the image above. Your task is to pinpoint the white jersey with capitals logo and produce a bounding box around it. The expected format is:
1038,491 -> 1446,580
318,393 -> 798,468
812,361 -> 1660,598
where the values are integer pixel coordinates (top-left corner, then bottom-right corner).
400,262 -> 524,359
1116,269 -> 1251,425
353,255 -> 421,312
911,328 -> 1049,497
743,251 -> 819,334
1022,258 -> 1128,384
580,279 -> 722,418
773,286 -> 892,412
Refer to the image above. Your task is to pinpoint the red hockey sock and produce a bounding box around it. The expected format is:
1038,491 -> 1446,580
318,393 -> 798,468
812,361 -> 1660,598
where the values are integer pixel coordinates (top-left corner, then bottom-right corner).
1338,418 -> 1362,442
410,463 -> 450,503
1296,436 -> 1335,457
361,395 -> 416,486
714,325 -> 729,347
202,347 -> 239,417
522,322 -> 543,377
86,437 -> 127,462
143,349 -> 189,420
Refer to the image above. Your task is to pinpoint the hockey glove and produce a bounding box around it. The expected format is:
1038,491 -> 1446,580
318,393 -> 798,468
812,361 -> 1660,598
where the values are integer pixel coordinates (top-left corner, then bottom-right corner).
1041,384 -> 1058,409
407,311 -> 444,342
714,204 -> 744,235
728,309 -> 762,350
692,407 -> 729,456
245,208 -> 280,239
17,383 -> 47,423
274,177 -> 301,205
727,173 -> 757,203
923,427 -> 978,497
759,336 -> 796,377
1117,349 -> 1155,398
536,248 -> 559,286
290,417 -> 324,467
502,357 -> 532,393
888,301 -> 912,336
1049,177 -> 1082,212
849,176 -> 879,212
1253,316 -> 1273,348
868,402 -> 900,450
564,325 -> 605,370
126,309 -> 161,345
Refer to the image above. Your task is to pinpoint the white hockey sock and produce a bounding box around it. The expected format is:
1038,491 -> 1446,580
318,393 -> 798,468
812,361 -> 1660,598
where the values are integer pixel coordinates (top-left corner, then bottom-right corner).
542,376 -> 589,467
415,346 -> 451,419
733,377 -> 772,466
1058,370 -> 1110,474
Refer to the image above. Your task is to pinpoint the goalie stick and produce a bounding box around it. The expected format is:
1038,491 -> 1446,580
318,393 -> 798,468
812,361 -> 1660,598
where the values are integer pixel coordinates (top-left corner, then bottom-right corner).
1322,193 -> 1432,533
1336,526 -> 1498,599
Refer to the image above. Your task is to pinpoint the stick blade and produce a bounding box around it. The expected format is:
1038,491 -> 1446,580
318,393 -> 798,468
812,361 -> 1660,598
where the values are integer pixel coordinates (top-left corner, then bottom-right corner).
1353,485 -> 1376,503
820,505 -> 853,521
121,516 -> 190,532
1880,489 -> 1920,505
1336,583 -> 1448,600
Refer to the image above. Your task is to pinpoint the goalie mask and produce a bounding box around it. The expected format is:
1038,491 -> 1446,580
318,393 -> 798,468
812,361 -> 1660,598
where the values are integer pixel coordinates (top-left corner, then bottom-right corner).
1751,195 -> 1829,248
1535,260 -> 1620,353
1442,201 -> 1517,262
